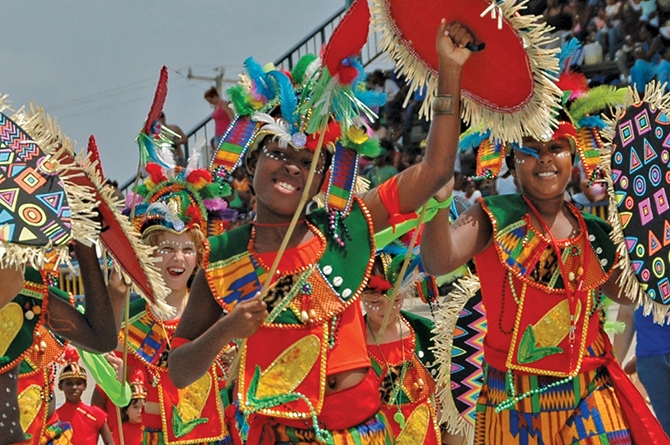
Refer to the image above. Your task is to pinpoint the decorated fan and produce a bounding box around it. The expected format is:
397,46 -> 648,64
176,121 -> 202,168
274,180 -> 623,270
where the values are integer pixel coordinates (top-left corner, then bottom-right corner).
370,0 -> 562,144
0,97 -> 98,268
603,82 -> 670,322
55,136 -> 171,314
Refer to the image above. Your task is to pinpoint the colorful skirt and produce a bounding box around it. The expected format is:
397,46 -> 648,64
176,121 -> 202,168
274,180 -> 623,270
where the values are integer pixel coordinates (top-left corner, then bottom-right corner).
256,412 -> 392,445
141,428 -> 232,445
475,335 -> 632,445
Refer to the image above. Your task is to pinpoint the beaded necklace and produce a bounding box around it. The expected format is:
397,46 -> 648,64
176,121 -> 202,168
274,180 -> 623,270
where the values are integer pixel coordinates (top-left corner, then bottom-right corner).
366,316 -> 418,429
496,198 -> 591,412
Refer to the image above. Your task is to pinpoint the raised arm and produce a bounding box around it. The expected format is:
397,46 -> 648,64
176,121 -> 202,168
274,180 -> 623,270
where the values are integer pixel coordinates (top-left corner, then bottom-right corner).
362,20 -> 474,230
46,242 -> 120,353
168,269 -> 268,388
420,182 -> 494,276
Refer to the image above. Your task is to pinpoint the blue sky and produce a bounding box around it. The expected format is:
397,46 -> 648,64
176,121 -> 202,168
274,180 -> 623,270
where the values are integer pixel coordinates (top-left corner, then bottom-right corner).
0,1 -> 348,185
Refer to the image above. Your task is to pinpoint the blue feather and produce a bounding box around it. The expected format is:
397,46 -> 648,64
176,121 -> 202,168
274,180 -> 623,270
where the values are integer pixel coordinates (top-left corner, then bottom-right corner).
577,115 -> 606,130
267,70 -> 298,129
244,57 -> 275,101
458,130 -> 490,152
558,38 -> 582,74
355,90 -> 387,109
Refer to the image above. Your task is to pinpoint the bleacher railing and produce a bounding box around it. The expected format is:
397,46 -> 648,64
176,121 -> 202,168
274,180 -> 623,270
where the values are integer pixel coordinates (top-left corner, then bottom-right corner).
121,4 -> 384,193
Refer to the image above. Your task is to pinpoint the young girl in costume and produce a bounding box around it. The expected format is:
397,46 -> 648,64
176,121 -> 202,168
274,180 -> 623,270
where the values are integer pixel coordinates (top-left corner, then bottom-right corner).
168,16 -> 476,444
421,125 -> 669,443
56,347 -> 114,445
361,248 -> 445,444
91,159 -> 234,445
107,369 -> 146,445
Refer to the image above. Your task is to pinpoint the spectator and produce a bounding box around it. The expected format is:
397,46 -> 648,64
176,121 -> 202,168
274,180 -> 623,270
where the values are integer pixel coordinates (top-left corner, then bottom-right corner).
596,0 -> 624,59
204,86 -> 235,147
630,23 -> 665,92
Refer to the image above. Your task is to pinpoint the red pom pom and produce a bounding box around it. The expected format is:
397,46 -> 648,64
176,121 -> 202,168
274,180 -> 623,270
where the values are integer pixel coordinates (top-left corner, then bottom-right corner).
367,275 -> 393,293
336,63 -> 359,85
145,163 -> 167,184
62,345 -> 81,365
186,169 -> 213,188
305,121 -> 342,152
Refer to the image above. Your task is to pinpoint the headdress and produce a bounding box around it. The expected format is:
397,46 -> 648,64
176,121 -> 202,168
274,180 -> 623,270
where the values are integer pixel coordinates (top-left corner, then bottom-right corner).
129,368 -> 147,400
462,39 -> 626,181
601,81 -> 670,323
0,96 -> 99,269
126,159 -> 229,237
210,0 -> 385,221
370,0 -> 563,144
58,346 -> 87,382
129,67 -> 233,239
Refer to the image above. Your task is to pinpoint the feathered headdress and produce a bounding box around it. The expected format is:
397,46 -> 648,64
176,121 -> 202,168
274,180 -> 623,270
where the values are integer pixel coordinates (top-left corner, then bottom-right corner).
58,346 -> 87,382
553,39 -> 627,181
127,158 -> 229,237
210,0 -> 385,218
129,368 -> 147,400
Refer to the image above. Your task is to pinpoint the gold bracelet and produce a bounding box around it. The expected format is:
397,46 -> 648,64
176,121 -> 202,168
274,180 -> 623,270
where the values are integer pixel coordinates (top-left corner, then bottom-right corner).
432,94 -> 454,115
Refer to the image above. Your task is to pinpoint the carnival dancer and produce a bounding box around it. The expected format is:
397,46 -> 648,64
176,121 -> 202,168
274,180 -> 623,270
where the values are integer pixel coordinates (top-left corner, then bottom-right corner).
168,4 -> 476,441
362,247 -> 446,444
421,129 -> 669,443
90,156 -> 234,445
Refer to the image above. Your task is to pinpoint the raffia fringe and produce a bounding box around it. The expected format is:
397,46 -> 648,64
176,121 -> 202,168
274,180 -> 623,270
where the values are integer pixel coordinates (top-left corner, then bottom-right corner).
600,81 -> 670,324
98,186 -> 173,319
56,139 -> 172,318
430,272 -> 480,444
370,0 -> 562,144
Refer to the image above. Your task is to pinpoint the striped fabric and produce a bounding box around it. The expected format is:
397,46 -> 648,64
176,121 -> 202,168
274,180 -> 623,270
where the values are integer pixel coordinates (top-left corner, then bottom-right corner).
474,334 -> 633,445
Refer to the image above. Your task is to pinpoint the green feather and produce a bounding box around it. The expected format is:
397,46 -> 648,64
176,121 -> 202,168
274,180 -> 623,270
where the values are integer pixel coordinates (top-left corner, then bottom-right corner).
569,86 -> 627,123
227,85 -> 255,117
292,54 -> 319,85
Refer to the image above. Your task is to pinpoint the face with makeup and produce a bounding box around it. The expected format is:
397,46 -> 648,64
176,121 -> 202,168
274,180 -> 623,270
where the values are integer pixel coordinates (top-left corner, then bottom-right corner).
510,136 -> 573,202
361,284 -> 405,328
151,231 -> 199,292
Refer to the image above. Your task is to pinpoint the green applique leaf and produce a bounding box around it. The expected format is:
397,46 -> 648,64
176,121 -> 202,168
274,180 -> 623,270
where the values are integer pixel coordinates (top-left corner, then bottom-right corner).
517,325 -> 563,364
172,405 -> 208,438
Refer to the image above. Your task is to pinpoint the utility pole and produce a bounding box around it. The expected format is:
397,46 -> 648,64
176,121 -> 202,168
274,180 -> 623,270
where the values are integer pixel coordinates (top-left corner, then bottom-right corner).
187,66 -> 236,96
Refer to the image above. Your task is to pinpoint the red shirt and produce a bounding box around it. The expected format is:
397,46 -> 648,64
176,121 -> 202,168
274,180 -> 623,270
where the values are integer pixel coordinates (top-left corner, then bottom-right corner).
56,400 -> 107,445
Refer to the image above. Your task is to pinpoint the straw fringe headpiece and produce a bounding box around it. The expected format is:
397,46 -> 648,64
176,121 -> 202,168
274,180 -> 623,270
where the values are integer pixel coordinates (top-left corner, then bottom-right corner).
370,0 -> 562,144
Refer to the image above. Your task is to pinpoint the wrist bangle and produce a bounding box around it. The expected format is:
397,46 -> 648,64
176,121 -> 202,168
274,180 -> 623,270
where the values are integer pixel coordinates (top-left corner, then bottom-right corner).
432,94 -> 455,115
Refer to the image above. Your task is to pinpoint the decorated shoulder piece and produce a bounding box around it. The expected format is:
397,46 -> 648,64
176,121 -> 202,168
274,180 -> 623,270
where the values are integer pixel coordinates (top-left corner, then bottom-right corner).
601,81 -> 670,323
370,0 -> 562,143
0,96 -> 99,269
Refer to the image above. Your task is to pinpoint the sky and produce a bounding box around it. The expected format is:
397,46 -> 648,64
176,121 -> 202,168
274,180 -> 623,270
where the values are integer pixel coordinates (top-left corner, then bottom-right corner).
0,1 -> 390,187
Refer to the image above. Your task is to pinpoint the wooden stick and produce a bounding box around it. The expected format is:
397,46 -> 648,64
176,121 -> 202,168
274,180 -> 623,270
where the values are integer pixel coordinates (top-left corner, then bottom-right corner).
378,204 -> 429,337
